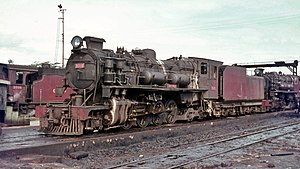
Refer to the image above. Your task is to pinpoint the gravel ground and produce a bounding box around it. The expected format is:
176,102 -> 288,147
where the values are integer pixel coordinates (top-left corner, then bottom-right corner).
197,130 -> 300,169
0,111 -> 300,169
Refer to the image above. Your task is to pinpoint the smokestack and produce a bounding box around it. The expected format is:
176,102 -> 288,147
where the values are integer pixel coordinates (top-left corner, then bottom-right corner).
83,36 -> 106,50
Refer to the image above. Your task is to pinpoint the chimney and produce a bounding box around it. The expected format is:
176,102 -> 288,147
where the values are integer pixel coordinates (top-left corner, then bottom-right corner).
83,36 -> 106,50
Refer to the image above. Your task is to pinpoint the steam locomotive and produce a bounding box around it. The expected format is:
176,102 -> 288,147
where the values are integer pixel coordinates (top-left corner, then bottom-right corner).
39,36 -> 299,135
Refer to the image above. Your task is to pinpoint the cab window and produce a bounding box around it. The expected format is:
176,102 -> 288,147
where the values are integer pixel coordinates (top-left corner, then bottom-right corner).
212,66 -> 217,79
201,63 -> 207,74
16,71 -> 24,84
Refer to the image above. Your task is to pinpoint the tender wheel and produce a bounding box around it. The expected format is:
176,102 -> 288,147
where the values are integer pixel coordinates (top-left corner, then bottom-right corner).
152,114 -> 163,126
121,121 -> 134,130
165,100 -> 178,124
136,116 -> 150,128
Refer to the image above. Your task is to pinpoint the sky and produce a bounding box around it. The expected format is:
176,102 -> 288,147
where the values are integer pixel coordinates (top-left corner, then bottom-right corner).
0,0 -> 299,73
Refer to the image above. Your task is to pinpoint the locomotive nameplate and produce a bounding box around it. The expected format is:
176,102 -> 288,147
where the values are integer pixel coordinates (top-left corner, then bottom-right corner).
75,63 -> 85,69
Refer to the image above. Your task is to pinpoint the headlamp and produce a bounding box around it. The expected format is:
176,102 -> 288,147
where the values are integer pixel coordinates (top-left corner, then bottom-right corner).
71,36 -> 83,49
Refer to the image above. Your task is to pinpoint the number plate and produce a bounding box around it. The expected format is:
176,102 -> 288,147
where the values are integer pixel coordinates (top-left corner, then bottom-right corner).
75,63 -> 85,69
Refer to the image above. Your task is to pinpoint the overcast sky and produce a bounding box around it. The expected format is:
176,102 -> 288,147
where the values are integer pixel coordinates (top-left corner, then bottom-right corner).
0,0 -> 299,73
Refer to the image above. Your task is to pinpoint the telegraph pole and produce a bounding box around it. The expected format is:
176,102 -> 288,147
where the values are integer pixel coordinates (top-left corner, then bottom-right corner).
58,4 -> 66,68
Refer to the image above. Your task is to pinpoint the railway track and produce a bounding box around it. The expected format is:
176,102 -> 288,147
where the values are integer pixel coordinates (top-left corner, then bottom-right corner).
107,120 -> 300,169
0,111 -> 298,159
0,113 -> 240,154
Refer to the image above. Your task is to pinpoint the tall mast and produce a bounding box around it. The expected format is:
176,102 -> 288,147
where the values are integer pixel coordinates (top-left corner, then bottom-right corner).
58,4 -> 66,68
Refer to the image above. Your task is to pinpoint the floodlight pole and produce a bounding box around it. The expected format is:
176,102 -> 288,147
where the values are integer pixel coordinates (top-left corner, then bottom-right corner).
58,5 -> 66,68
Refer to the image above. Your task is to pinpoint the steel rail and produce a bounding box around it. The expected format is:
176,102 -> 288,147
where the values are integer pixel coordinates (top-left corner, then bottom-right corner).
107,120 -> 300,169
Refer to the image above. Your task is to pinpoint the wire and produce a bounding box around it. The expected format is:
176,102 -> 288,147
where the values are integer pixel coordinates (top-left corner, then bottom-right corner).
128,13 -> 300,35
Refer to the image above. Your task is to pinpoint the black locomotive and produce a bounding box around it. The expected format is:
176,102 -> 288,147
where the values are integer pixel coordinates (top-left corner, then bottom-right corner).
40,36 -> 299,135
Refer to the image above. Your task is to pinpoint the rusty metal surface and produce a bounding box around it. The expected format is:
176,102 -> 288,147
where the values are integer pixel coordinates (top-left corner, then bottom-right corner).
222,66 -> 248,101
246,76 -> 264,100
32,75 -> 74,103
222,66 -> 264,101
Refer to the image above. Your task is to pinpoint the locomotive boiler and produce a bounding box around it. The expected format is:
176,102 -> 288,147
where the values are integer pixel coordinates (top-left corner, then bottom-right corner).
40,35 -> 299,135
